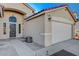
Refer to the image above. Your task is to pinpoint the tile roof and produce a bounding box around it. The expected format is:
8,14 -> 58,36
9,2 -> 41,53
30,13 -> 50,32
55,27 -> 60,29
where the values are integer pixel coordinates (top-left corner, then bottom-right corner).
25,4 -> 68,20
25,9 -> 45,20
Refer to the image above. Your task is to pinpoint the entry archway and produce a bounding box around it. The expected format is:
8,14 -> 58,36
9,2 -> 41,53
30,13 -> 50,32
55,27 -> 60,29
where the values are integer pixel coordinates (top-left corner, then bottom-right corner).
9,16 -> 17,37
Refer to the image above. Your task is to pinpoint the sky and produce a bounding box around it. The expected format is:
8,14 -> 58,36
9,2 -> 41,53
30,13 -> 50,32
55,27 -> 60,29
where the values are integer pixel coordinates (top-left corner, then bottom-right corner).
28,3 -> 79,18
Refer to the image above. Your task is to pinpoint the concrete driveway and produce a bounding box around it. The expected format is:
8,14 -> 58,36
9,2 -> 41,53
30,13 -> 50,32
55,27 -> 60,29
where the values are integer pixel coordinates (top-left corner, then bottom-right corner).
0,39 -> 78,56
56,39 -> 79,55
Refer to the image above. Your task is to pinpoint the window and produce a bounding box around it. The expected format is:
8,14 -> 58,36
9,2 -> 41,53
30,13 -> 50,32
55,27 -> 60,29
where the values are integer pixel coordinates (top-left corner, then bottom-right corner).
3,23 -> 6,34
0,13 -> 1,17
9,16 -> 17,22
19,24 -> 21,34
0,6 -> 4,17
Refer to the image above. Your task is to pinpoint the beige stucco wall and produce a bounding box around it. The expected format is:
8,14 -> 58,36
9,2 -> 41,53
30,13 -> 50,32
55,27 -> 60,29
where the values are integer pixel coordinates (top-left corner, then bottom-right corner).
44,14 -> 52,47
0,11 -> 24,39
24,15 -> 45,46
0,3 -> 34,39
0,3 -> 34,17
24,7 -> 74,47
44,7 -> 74,47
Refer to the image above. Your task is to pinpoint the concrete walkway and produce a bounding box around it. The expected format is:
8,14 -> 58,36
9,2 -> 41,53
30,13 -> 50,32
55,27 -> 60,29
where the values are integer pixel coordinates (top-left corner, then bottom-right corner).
0,40 -> 18,56
9,39 -> 35,56
0,39 -> 78,56
0,39 -> 43,56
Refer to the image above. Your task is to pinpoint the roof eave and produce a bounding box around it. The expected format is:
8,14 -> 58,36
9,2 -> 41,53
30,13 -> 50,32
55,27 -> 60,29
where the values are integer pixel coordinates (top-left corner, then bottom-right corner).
65,7 -> 77,23
25,4 -> 76,23
23,3 -> 35,12
25,11 -> 45,21
44,5 -> 68,13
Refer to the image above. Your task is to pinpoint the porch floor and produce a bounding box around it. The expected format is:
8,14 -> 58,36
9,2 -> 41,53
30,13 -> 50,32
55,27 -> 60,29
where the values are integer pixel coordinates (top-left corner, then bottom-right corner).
23,42 -> 44,51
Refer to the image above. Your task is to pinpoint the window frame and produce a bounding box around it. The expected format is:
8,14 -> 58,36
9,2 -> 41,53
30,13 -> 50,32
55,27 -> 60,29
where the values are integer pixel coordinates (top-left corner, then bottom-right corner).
9,16 -> 17,22
3,23 -> 6,34
18,24 -> 21,34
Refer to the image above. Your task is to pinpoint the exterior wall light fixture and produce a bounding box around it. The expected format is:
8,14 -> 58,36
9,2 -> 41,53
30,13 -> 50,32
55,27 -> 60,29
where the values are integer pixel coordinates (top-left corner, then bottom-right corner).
48,14 -> 51,22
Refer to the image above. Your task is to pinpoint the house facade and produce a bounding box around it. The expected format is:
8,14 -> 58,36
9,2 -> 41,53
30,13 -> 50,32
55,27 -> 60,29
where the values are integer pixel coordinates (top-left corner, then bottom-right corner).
24,5 -> 76,47
0,4 -> 77,48
0,3 -> 34,39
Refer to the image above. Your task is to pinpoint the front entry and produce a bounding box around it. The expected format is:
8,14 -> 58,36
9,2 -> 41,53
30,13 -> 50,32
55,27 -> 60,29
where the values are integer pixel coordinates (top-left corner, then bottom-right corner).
10,24 -> 16,37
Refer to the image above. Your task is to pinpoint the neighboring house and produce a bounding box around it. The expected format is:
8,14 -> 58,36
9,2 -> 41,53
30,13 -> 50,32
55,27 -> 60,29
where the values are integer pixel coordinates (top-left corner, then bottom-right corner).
0,3 -> 34,39
24,5 -> 76,47
74,20 -> 79,37
72,12 -> 79,39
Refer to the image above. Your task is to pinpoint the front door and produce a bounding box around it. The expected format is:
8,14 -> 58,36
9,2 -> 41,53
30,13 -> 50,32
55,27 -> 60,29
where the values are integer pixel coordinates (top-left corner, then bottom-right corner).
10,24 -> 16,37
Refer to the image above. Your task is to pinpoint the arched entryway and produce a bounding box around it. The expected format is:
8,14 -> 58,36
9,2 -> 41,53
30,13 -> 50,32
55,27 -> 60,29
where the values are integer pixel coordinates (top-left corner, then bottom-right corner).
9,16 -> 17,37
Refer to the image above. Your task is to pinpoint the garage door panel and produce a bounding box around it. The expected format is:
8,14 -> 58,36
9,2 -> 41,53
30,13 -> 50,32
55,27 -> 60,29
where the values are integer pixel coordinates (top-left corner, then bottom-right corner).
52,21 -> 72,44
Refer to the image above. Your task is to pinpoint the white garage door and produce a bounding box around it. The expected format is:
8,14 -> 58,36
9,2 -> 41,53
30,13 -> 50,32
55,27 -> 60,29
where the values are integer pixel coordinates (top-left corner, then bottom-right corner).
52,21 -> 72,44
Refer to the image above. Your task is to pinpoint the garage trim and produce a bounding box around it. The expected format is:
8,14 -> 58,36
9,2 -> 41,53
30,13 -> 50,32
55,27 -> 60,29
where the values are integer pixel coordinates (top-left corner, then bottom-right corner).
51,20 -> 73,25
52,20 -> 73,39
51,20 -> 73,44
